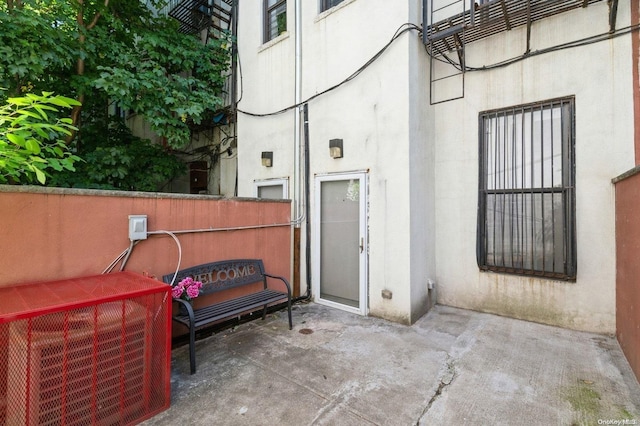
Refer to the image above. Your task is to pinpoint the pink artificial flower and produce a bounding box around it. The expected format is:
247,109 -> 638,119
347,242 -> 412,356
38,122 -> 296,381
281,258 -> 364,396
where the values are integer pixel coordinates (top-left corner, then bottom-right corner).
186,285 -> 199,299
172,276 -> 202,300
172,286 -> 184,299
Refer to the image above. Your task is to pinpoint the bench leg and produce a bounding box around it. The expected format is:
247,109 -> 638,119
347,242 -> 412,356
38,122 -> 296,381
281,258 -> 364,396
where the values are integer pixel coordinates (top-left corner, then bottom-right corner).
189,325 -> 196,375
287,298 -> 292,330
262,305 -> 267,321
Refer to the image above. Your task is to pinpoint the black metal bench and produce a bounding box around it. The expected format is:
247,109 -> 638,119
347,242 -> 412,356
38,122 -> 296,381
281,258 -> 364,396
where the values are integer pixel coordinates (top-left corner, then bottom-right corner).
162,259 -> 292,374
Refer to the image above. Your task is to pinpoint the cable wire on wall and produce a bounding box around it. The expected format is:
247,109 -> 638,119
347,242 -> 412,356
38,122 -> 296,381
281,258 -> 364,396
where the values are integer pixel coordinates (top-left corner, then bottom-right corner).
236,15 -> 639,116
237,23 -> 422,117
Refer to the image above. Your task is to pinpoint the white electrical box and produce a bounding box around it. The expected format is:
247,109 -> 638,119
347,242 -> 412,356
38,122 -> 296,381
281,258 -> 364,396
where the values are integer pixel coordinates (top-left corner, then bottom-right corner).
128,215 -> 148,241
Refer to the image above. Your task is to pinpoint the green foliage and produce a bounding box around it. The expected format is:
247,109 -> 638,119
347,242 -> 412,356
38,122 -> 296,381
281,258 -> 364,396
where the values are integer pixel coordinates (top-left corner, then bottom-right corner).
0,4 -> 78,96
0,1 -> 231,145
49,116 -> 185,191
0,0 -> 231,187
0,91 -> 81,184
93,25 -> 230,146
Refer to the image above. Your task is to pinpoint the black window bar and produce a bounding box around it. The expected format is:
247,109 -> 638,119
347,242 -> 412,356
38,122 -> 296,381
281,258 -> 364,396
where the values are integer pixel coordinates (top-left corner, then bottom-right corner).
477,97 -> 576,280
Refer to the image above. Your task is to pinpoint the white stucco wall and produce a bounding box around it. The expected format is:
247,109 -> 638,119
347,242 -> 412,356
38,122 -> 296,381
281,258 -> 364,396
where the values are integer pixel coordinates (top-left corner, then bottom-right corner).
237,0 -> 633,331
236,0 -> 296,187
405,0 -> 437,323
306,2 -> 416,324
237,0 -> 433,324
433,2 -> 634,333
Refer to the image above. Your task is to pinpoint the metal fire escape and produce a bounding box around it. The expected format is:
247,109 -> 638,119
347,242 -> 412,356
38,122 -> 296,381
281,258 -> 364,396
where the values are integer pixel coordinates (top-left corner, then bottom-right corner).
161,0 -> 238,196
161,0 -> 237,130
423,0 -> 608,104
163,0 -> 233,36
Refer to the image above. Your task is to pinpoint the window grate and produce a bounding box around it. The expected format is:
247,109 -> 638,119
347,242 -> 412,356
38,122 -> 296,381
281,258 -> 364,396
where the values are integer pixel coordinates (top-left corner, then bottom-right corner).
477,97 -> 576,280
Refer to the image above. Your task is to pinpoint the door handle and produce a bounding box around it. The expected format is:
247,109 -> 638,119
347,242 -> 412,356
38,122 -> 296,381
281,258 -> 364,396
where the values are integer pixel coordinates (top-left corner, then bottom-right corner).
359,237 -> 364,253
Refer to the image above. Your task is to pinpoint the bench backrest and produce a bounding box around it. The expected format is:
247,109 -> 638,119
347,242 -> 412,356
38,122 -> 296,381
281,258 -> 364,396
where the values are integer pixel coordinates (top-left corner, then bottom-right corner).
162,259 -> 266,296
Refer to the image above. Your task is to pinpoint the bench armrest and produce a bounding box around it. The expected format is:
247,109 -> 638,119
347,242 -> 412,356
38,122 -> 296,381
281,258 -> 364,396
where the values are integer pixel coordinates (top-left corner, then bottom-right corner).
174,297 -> 196,322
263,273 -> 292,299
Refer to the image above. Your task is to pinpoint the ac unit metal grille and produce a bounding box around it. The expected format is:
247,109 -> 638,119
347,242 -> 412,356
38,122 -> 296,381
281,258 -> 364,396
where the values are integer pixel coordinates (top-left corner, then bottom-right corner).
0,272 -> 171,426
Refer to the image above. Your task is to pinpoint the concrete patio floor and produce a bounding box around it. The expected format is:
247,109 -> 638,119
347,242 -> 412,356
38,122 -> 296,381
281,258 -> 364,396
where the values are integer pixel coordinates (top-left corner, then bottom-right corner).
143,303 -> 640,425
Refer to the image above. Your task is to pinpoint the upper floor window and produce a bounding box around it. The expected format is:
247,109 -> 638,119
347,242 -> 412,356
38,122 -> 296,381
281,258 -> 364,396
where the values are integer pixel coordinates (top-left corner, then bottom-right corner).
477,97 -> 576,280
321,0 -> 345,12
264,0 -> 287,42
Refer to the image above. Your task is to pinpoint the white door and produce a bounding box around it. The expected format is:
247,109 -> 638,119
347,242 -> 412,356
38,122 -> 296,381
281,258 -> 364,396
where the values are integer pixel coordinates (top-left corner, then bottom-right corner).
314,172 -> 368,315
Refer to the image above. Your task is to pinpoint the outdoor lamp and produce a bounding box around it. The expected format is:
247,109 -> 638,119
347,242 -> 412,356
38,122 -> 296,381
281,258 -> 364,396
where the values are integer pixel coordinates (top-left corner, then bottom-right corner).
261,151 -> 273,167
329,139 -> 343,158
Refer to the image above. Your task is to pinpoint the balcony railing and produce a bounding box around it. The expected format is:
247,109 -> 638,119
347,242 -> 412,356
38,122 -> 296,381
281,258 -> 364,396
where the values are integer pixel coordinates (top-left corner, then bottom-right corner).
159,0 -> 232,35
425,0 -> 604,52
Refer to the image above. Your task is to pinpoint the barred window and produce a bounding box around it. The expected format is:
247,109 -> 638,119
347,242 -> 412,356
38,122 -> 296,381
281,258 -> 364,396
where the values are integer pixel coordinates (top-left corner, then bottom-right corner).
264,0 -> 287,42
477,98 -> 576,280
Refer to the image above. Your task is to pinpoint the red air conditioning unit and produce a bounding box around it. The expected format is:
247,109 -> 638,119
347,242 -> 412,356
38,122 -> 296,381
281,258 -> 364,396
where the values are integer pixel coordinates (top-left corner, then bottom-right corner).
0,272 -> 171,426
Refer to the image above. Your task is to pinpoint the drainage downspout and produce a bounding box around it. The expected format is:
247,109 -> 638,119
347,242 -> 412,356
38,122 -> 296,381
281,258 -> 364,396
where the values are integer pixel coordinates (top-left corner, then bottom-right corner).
301,103 -> 312,300
232,0 -> 239,196
292,0 -> 312,301
293,0 -> 302,221
291,103 -> 311,303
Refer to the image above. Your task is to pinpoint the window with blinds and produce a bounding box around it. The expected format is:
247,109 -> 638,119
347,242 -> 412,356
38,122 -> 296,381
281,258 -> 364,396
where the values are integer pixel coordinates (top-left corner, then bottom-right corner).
264,0 -> 287,42
477,97 -> 576,280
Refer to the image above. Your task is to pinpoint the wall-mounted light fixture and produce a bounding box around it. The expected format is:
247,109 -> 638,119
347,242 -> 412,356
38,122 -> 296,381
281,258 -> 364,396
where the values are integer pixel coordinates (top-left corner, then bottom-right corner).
329,139 -> 343,159
261,151 -> 273,167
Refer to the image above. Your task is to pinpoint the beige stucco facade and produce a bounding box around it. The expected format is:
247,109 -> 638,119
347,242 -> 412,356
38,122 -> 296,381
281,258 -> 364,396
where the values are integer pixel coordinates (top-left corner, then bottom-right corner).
236,0 -> 634,332
433,2 -> 634,333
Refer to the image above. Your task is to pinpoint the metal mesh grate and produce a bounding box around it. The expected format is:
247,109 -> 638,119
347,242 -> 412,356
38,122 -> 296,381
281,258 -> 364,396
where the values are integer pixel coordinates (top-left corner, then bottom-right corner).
0,272 -> 171,425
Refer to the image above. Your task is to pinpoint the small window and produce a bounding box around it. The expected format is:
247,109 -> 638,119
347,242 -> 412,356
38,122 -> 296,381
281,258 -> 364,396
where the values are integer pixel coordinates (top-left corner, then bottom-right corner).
255,178 -> 289,199
264,0 -> 287,42
477,97 -> 576,280
321,0 -> 345,12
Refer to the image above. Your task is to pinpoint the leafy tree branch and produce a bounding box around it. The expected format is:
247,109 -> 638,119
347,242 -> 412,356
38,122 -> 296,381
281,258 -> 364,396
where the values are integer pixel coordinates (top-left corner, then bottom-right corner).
0,92 -> 81,184
0,0 -> 231,189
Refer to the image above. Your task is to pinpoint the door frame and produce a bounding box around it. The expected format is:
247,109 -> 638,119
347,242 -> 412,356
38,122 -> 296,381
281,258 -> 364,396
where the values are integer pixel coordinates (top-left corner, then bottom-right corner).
313,171 -> 368,316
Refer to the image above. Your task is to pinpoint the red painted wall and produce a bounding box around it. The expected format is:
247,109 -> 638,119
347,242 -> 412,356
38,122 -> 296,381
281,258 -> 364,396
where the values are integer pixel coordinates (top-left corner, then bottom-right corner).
0,186 -> 292,335
614,171 -> 640,385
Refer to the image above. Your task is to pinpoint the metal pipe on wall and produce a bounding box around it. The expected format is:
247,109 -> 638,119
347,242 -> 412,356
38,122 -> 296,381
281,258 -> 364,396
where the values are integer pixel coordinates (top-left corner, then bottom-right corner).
302,103 -> 312,300
292,0 -> 312,300
293,0 -> 303,221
